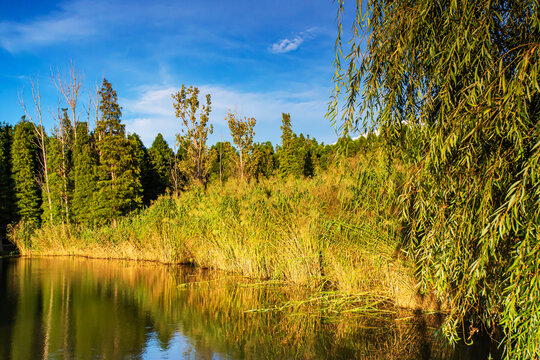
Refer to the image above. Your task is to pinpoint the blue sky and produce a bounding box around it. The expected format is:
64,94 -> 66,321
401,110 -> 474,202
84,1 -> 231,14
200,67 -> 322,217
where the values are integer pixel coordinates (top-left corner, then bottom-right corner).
0,0 -> 356,147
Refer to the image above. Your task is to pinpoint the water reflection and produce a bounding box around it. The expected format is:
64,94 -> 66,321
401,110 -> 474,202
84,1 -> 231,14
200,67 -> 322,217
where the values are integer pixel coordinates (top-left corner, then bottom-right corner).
0,257 -> 484,359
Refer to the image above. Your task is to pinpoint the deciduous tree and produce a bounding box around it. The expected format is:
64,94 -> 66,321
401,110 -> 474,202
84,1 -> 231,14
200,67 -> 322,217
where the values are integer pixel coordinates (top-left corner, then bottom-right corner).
331,1 -> 540,357
226,111 -> 256,181
172,85 -> 213,185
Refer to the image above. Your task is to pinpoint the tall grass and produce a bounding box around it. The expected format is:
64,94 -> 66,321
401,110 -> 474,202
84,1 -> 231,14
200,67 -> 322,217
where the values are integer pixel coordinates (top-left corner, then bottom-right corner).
10,148 -> 425,309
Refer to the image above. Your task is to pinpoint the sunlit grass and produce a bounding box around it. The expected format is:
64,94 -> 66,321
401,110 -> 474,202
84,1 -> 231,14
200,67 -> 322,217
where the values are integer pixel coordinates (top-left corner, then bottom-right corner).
10,149 -> 428,310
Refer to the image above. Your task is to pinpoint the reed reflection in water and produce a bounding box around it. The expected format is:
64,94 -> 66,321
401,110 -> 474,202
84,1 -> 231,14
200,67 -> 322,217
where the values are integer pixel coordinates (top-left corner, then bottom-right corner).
0,257 -> 479,359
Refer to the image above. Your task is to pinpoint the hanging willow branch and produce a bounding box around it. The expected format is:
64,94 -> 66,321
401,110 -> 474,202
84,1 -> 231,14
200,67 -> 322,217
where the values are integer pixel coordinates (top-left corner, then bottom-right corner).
329,1 -> 540,358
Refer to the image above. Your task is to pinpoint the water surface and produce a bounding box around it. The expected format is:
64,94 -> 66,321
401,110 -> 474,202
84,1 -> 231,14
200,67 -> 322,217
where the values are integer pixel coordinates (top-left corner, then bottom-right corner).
0,257 -> 495,359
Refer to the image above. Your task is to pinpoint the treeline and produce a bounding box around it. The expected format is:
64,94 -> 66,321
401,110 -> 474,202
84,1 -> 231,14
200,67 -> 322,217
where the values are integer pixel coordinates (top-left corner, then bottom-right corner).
0,77 -> 376,236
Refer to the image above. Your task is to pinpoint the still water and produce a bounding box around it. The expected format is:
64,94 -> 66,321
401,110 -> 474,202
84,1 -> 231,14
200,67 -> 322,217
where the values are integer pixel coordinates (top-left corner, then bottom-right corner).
0,257 -> 495,359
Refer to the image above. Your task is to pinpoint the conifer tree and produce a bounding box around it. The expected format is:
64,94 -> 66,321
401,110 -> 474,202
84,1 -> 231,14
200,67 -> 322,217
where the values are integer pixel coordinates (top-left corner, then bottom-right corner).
128,133 -> 151,205
149,133 -> 174,196
94,78 -> 142,224
0,123 -> 16,239
72,122 -> 96,225
172,85 -> 213,185
278,113 -> 303,177
11,118 -> 41,226
251,142 -> 276,180
41,135 -> 64,224
208,141 -> 238,183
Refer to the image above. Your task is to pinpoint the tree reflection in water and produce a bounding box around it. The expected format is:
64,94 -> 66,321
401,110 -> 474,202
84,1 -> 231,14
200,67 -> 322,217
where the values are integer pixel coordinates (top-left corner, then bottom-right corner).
0,258 -> 486,359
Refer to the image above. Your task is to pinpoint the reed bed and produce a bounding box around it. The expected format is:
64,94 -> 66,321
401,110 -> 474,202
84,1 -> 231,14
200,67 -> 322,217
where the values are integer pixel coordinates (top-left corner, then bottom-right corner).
10,150 -> 427,309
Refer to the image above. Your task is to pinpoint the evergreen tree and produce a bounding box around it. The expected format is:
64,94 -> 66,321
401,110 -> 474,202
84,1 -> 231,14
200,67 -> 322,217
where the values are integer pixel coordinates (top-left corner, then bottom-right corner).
12,118 -> 41,226
128,133 -> 152,205
72,122 -> 97,225
40,108 -> 74,225
41,135 -> 64,224
251,141 -> 276,180
94,78 -> 142,224
208,141 -> 238,183
149,133 -> 174,196
278,113 -> 303,177
0,123 -> 16,239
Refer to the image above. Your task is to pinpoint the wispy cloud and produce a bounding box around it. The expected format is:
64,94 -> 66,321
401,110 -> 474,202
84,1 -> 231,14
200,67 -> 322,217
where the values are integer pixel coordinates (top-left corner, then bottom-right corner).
0,14 -> 95,53
0,0 -> 195,53
270,28 -> 318,54
271,36 -> 304,53
121,83 -> 334,147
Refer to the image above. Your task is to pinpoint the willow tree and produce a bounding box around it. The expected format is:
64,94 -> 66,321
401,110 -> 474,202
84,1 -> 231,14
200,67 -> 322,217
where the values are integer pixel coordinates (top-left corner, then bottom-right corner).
330,1 -> 539,358
172,85 -> 213,185
226,111 -> 256,181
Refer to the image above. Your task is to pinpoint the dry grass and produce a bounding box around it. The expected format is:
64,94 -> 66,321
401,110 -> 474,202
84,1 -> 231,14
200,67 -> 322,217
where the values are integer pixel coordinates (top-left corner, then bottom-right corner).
10,150 -> 431,310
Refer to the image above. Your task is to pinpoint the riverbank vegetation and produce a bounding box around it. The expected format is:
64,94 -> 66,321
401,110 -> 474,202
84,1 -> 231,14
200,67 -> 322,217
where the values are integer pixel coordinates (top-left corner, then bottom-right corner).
1,0 -> 538,358
10,142 -> 424,309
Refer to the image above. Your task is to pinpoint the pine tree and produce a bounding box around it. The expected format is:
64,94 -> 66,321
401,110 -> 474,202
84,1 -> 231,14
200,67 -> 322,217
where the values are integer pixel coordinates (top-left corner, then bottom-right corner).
278,113 -> 303,177
94,78 -> 142,224
208,141 -> 238,183
251,141 -> 276,180
72,122 -> 97,225
41,135 -> 64,224
149,133 -> 174,196
0,123 -> 16,239
128,133 -> 151,205
11,118 -> 41,226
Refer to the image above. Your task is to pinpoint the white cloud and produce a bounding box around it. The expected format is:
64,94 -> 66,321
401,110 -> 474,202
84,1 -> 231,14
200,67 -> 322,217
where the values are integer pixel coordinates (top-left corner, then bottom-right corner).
270,36 -> 304,53
270,28 -> 318,54
0,0 -> 193,53
121,83 -> 336,147
0,15 -> 95,52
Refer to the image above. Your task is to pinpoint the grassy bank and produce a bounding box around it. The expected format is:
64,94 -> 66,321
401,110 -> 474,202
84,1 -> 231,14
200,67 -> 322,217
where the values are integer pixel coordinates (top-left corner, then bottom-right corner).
10,150 -> 426,309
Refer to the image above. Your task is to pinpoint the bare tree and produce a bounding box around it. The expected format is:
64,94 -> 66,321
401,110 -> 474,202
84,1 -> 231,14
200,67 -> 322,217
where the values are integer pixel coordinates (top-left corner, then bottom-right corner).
51,61 -> 83,141
19,77 -> 54,223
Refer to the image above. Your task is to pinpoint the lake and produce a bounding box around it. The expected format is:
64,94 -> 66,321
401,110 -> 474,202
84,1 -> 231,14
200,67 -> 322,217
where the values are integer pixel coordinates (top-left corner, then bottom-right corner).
0,257 -> 497,359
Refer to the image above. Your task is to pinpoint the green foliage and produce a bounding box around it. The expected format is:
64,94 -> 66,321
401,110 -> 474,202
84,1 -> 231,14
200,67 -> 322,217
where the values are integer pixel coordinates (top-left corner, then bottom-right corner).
332,0 -> 540,357
11,118 -> 41,226
208,141 -> 238,183
94,78 -> 142,224
251,141 -> 277,180
0,123 -> 16,237
15,149 -> 415,309
129,133 -> 154,205
149,133 -> 174,196
41,136 -> 65,224
72,122 -> 97,225
227,111 -> 256,181
172,85 -> 213,185
278,113 -> 304,178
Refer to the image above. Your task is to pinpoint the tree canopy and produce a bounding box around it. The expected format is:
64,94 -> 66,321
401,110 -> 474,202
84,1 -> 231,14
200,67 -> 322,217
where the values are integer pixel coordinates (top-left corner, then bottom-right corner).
330,1 -> 540,357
